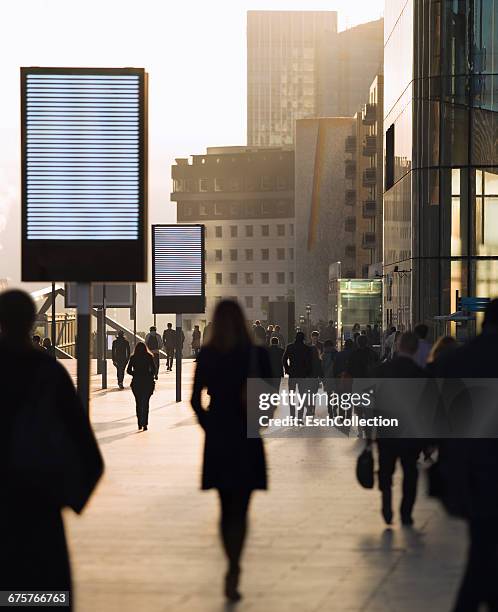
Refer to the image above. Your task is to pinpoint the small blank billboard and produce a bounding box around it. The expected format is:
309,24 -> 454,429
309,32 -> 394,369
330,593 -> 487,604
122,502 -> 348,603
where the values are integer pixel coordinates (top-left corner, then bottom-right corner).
65,283 -> 135,308
21,67 -> 148,281
152,224 -> 205,314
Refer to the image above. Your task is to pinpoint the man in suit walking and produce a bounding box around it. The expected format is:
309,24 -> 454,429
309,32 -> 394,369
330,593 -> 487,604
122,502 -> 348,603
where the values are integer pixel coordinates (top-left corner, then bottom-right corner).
283,331 -> 313,418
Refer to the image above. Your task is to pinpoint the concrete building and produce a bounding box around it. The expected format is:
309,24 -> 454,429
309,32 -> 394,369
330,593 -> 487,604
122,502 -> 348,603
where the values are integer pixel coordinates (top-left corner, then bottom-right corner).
383,0 -> 498,332
347,74 -> 384,279
171,147 -> 295,328
247,12 -> 383,147
294,117 -> 355,324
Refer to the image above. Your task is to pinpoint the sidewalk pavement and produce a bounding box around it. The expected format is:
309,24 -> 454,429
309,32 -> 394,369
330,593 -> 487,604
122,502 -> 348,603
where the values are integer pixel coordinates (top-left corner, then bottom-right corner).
63,359 -> 467,612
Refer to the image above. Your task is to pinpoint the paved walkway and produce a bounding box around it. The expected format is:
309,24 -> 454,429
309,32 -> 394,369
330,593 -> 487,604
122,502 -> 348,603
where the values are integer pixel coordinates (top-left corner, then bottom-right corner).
63,360 -> 467,612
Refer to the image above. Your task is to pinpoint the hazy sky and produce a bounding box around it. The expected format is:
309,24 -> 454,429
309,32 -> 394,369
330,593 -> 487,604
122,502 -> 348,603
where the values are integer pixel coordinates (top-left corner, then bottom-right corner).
0,0 -> 383,319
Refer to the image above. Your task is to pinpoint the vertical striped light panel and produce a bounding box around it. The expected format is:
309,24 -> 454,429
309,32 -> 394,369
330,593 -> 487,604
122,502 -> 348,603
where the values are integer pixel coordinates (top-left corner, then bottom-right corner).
153,226 -> 203,296
25,73 -> 140,240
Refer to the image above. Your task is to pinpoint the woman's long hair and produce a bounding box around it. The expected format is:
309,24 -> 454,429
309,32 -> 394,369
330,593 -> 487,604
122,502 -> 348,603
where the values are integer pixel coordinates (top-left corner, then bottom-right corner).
133,341 -> 152,358
207,300 -> 252,353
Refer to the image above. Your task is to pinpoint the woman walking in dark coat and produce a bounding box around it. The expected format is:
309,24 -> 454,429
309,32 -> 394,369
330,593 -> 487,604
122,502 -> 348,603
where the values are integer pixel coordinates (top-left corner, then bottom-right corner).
191,300 -> 272,602
127,342 -> 156,431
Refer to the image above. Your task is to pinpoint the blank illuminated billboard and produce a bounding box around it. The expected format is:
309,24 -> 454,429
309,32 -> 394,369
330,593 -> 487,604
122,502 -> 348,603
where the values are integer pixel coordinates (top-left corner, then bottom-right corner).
152,225 -> 205,314
21,67 -> 148,281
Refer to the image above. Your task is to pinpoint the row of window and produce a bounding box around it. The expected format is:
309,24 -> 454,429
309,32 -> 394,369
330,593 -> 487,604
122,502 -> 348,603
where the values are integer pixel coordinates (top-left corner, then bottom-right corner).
208,223 -> 294,238
211,272 -> 294,285
173,176 -> 289,193
210,295 -> 287,309
213,247 -> 294,262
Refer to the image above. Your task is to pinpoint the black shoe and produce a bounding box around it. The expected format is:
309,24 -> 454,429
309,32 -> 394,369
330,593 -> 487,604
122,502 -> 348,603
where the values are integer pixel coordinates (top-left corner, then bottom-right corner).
143,425 -> 148,431
119,384 -> 124,389
138,426 -> 142,431
224,569 -> 242,602
382,507 -> 393,525
401,515 -> 414,526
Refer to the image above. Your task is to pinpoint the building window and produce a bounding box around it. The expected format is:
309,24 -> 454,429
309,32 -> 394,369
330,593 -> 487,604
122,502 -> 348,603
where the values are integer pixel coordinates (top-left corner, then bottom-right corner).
215,249 -> 222,262
277,296 -> 285,302
199,178 -> 209,192
230,273 -> 237,285
261,225 -> 270,237
277,272 -> 285,284
230,225 -> 238,238
215,273 -> 222,285
289,248 -> 294,260
261,296 -> 269,311
261,272 -> 269,284
245,249 -> 253,261
184,318 -> 192,332
277,176 -> 287,190
245,296 -> 253,309
230,178 -> 240,191
261,248 -> 269,260
174,179 -> 184,192
277,248 -> 285,260
289,224 -> 294,236
261,175 -> 274,191
385,124 -> 395,191
245,272 -> 253,285
289,272 -> 294,284
215,226 -> 222,238
277,224 -> 285,236
245,225 -> 253,237
230,249 -> 238,261
214,178 -> 225,191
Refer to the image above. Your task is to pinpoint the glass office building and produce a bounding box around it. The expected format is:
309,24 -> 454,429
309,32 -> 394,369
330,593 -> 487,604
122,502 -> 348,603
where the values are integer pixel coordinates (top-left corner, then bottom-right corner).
383,0 -> 498,331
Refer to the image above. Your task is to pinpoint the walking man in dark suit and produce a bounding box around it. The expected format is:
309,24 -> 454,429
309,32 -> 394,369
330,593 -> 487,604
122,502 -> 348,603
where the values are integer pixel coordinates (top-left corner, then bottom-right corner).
111,330 -> 130,389
283,331 -> 313,418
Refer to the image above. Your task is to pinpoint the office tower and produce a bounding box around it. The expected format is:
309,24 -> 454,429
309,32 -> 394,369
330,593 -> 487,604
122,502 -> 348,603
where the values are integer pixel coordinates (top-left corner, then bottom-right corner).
383,0 -> 498,331
247,12 -> 383,147
171,147 -> 295,327
247,11 -> 338,146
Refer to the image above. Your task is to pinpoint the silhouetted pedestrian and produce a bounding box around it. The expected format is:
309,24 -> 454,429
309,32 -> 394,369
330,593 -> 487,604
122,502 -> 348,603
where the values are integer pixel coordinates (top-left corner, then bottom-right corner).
0,290 -> 103,602
271,324 -> 285,347
413,323 -> 432,368
191,300 -> 272,602
111,330 -> 130,389
265,324 -> 274,346
145,326 -> 162,380
162,323 -> 176,371
334,338 -> 354,378
433,299 -> 498,611
322,320 -> 338,347
32,334 -> 42,349
252,320 -> 266,345
283,331 -> 313,418
371,332 -> 425,526
42,336 -> 54,357
202,321 -> 212,345
268,336 -> 284,389
127,342 -> 156,431
192,325 -> 201,358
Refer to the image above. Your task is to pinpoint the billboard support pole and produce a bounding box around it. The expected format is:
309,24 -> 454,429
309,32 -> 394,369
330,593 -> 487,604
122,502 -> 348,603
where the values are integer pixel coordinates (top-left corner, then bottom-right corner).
102,284 -> 107,389
176,313 -> 182,402
51,281 -> 57,357
76,282 -> 92,413
133,284 -> 137,349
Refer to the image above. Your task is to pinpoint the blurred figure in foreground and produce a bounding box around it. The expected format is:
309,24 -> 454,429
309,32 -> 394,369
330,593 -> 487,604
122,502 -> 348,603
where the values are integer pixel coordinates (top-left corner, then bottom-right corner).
191,300 -> 272,602
413,323 -> 432,368
425,336 -> 457,375
0,290 -> 103,602
433,300 -> 498,612
127,342 -> 156,431
111,330 -> 130,389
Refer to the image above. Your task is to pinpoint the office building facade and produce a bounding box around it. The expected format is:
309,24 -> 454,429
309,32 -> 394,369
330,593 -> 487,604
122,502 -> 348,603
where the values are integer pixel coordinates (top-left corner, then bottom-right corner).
171,147 -> 295,327
383,0 -> 498,330
247,11 -> 338,147
294,117 -> 355,323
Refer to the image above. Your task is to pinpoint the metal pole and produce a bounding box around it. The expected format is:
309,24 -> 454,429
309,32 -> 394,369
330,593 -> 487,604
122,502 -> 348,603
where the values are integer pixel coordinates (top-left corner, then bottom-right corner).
102,284 -> 107,389
133,284 -> 137,348
176,313 -> 182,402
51,281 -> 56,357
76,282 -> 92,413
154,313 -> 157,328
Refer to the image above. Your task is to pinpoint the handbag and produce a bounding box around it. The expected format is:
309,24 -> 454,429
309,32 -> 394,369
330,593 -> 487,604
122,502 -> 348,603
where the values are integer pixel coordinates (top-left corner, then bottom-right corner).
356,445 -> 375,489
